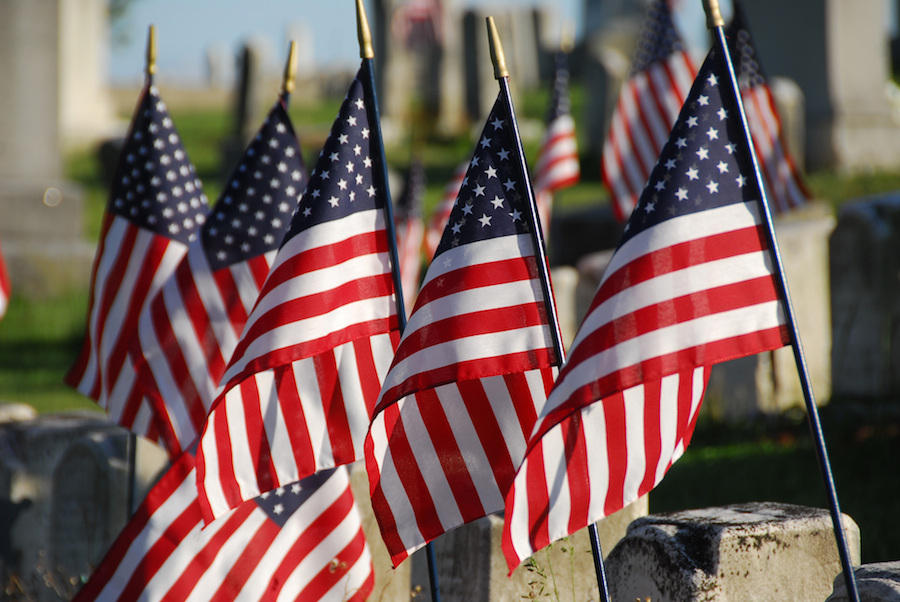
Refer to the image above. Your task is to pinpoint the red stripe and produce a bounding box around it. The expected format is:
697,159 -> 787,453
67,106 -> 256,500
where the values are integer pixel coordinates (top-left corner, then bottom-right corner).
353,337 -> 386,417
391,300 -> 549,366
246,253 -> 271,291
602,392 -> 628,515
639,378 -> 663,495
522,439 -> 551,556
563,411 -> 591,536
414,255 -> 539,308
274,364 -> 317,479
229,318 -> 396,392
207,508 -> 279,599
213,264 -> 250,342
315,351 -> 355,465
160,503 -> 259,602
377,348 -> 555,415
209,403 -> 241,519
240,378 -> 278,496
416,387 -> 486,523
457,379 -> 517,496
262,230 -> 388,292
503,372 -> 540,441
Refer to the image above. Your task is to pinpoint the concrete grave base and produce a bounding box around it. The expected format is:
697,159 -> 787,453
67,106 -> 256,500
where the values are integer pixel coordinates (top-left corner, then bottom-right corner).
606,502 -> 860,602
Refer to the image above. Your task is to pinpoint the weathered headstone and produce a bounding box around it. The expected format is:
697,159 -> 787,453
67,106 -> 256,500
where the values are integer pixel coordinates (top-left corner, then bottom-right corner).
606,502 -> 861,602
407,498 -> 648,601
742,0 -> 900,172
830,193 -> 900,401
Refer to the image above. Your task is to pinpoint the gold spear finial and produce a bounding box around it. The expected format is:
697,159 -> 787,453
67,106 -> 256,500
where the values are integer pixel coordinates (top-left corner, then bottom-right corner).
702,0 -> 725,29
487,16 -> 509,80
356,0 -> 374,59
146,24 -> 157,78
560,20 -> 575,54
281,41 -> 298,95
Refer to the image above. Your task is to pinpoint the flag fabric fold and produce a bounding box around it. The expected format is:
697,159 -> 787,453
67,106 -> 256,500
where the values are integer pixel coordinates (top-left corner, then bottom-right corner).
73,450 -> 374,602
533,49 -> 580,233
365,91 -> 559,567
601,0 -> 697,222
66,84 -> 210,439
0,239 -> 10,320
502,44 -> 791,572
131,99 -> 307,458
726,1 -> 809,213
196,68 -> 400,522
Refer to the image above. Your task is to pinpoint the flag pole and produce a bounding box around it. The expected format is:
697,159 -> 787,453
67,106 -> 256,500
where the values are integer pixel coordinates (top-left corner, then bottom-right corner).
356,3 -> 443,602
280,40 -> 298,106
487,17 -> 612,602
702,2 -> 860,601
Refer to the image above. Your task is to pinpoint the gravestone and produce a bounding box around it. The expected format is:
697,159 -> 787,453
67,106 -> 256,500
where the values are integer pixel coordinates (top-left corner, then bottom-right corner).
0,414 -> 168,602
742,0 -> 900,172
827,561 -> 900,602
606,502 -> 861,602
0,0 -> 95,298
221,41 -> 268,178
830,193 -> 900,401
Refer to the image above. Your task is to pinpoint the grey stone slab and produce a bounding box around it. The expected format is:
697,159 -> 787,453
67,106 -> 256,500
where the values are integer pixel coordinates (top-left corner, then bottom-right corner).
827,561 -> 900,602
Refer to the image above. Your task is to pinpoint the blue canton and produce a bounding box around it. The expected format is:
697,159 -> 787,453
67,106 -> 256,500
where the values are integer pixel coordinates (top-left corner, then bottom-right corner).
203,101 -> 307,271
108,85 -> 209,245
254,468 -> 334,528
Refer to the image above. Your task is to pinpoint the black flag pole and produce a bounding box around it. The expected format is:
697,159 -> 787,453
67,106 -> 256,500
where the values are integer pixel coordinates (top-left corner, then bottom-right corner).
486,17 -> 612,602
356,2 -> 442,601
702,1 -> 860,601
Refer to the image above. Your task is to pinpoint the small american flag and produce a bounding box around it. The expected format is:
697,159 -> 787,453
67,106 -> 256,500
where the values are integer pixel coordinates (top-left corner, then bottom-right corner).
0,239 -> 9,319
365,92 -> 559,567
73,450 -> 374,602
502,44 -> 791,571
424,160 -> 467,260
196,69 -> 400,522
727,2 -> 809,213
66,84 -> 210,439
601,0 -> 696,222
131,99 -> 306,458
394,157 -> 426,312
533,49 -> 580,233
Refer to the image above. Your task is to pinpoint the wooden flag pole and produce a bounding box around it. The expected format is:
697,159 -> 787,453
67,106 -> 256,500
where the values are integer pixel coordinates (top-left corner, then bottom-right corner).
487,17 -> 612,602
702,2 -> 860,601
145,24 -> 156,82
356,3 -> 443,602
280,41 -> 298,105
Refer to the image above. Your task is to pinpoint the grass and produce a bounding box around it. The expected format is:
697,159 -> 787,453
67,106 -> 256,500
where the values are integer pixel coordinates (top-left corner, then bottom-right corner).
3,81 -> 900,568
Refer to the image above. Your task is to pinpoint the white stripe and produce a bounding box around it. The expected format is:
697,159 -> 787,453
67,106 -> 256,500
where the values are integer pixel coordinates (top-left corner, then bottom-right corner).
505,453 -> 536,566
540,418 -> 575,555
654,372 -> 681,483
198,419 -> 229,519
224,386 -> 260,505
620,384 -> 648,504
482,374 -> 530,462
583,400 -> 611,525
418,234 -> 534,289
259,367 -> 304,487
335,340 -> 366,461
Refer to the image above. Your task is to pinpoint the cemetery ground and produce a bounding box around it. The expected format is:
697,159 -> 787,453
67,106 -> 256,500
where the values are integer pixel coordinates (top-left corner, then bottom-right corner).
1,81 -> 898,574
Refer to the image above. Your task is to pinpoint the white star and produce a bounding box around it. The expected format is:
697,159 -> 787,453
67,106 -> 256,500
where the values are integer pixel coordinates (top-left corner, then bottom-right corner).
490,117 -> 504,130
363,157 -> 373,168
675,137 -> 688,149
503,178 -> 516,191
706,127 -> 719,140
345,161 -> 355,173
278,162 -> 288,173
303,207 -> 312,216
697,95 -> 709,106
478,214 -> 492,227
353,144 -> 362,156
451,221 -> 462,234
718,108 -> 728,120
497,148 -> 510,161
338,179 -> 348,190
347,115 -> 357,127
717,161 -> 729,173
664,158 -> 677,170
643,200 -> 656,213
707,73 -> 718,86
696,147 -> 709,160
367,185 -> 377,197
686,116 -> 699,128
338,134 -> 349,144
291,483 -> 301,494
470,155 -> 480,168
485,166 -> 497,179
473,184 -> 486,197
328,196 -> 340,207
273,503 -> 284,515
736,174 -> 747,187
461,203 -> 474,215
675,187 -> 688,201
311,189 -> 321,198
725,143 -> 736,155
509,208 -> 522,221
330,152 -> 339,162
706,180 -> 719,193
480,137 -> 492,149
490,195 -> 504,208
321,169 -> 330,180
686,167 -> 699,180
355,98 -> 365,110
361,128 -> 370,139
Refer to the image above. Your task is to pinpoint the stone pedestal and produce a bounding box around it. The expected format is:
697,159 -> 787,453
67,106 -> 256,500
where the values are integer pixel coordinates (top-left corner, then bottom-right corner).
408,497 -> 648,601
606,502 -> 861,602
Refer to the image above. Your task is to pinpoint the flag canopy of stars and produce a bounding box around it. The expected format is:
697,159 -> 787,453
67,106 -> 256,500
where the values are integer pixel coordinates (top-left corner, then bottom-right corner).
434,94 -> 533,258
281,71 -> 382,243
622,46 -> 760,248
202,100 -> 307,271
254,467 -> 335,527
109,85 -> 209,245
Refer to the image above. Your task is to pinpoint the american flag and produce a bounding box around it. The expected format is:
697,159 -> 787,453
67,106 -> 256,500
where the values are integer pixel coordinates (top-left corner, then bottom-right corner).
601,0 -> 696,222
0,239 -> 9,319
66,84 -> 210,439
196,69 -> 400,522
73,450 -> 374,602
502,45 -> 792,571
533,49 -> 580,233
424,160 -> 467,260
727,2 -> 809,213
131,99 -> 307,458
394,157 -> 426,312
365,92 -> 559,567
